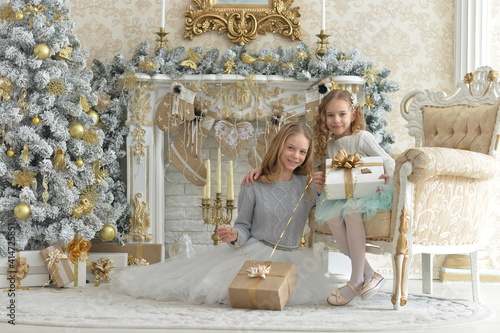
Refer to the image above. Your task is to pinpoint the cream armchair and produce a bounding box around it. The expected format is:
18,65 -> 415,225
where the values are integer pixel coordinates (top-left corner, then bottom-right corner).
308,66 -> 500,309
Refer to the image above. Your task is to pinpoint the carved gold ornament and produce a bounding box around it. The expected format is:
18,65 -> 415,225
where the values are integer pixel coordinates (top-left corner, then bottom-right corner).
0,77 -> 13,101
127,193 -> 152,242
46,79 -> 66,96
129,85 -> 151,164
138,60 -> 158,71
12,168 -> 37,188
184,0 -> 301,45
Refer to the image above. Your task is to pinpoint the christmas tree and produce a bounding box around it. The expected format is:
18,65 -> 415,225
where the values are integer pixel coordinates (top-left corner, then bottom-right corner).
0,0 -> 127,256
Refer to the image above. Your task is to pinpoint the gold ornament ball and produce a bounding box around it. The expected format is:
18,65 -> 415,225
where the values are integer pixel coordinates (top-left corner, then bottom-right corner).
14,203 -> 31,220
33,43 -> 51,60
6,147 -> 15,158
32,115 -> 40,125
16,12 -> 24,21
75,157 -> 84,167
69,123 -> 85,139
99,225 -> 116,242
87,110 -> 99,124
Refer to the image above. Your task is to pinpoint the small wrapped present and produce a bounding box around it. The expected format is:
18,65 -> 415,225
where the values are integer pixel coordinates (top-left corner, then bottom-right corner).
90,242 -> 163,264
39,244 -> 75,288
0,251 -> 50,288
325,150 -> 385,200
65,235 -> 92,287
86,252 -> 128,284
228,261 -> 297,311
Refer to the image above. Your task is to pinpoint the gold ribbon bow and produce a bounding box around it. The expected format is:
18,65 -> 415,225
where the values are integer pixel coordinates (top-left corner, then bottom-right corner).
46,249 -> 68,268
66,236 -> 92,263
246,264 -> 272,279
90,258 -> 117,286
331,149 -> 362,169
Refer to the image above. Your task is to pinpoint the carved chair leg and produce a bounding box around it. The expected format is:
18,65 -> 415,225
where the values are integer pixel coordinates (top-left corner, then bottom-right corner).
470,250 -> 481,302
392,253 -> 403,310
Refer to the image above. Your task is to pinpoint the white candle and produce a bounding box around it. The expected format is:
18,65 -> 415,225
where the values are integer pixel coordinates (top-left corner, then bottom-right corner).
161,0 -> 166,28
203,159 -> 211,199
216,147 -> 222,194
227,160 -> 234,201
321,0 -> 326,31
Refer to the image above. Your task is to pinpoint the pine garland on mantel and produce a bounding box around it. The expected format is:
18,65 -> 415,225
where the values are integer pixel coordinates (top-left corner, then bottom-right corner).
98,41 -> 399,151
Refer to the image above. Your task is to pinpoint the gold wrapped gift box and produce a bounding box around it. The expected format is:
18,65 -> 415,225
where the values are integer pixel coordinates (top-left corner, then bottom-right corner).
39,244 -> 75,288
228,260 -> 297,311
90,242 -> 163,264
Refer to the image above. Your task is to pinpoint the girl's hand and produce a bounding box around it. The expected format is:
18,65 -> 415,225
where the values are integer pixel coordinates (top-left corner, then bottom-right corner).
217,226 -> 238,243
312,171 -> 325,195
379,174 -> 390,185
242,167 -> 261,185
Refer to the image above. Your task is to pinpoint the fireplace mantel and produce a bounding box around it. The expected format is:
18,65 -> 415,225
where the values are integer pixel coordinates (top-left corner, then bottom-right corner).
125,74 -> 365,245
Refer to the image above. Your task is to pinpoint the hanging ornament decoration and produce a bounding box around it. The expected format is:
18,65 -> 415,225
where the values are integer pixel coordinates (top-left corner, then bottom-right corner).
17,88 -> 29,116
46,79 -> 66,96
297,50 -> 308,60
138,60 -> 157,71
72,198 -> 94,219
241,53 -> 294,68
99,225 -> 117,242
0,3 -> 16,23
69,122 -> 85,139
42,174 -> 49,207
364,95 -> 375,109
362,66 -> 380,85
15,11 -> 24,21
80,186 -> 100,205
83,128 -> 102,146
87,110 -> 99,124
12,168 -> 37,188
33,43 -> 51,60
180,48 -> 202,70
95,93 -> 111,113
32,115 -> 40,125
67,178 -> 74,188
55,46 -> 73,61
91,161 -> 109,185
78,96 -> 90,113
122,72 -> 138,90
75,157 -> 84,168
22,3 -> 50,28
21,144 -> 29,164
14,203 -> 31,220
6,147 -> 15,157
1,124 -> 5,145
52,148 -> 66,170
224,60 -> 235,74
0,77 -> 13,101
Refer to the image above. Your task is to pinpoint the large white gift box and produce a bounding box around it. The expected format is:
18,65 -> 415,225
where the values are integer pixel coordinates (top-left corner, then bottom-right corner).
86,252 -> 128,283
0,251 -> 50,288
65,255 -> 88,288
325,155 -> 385,200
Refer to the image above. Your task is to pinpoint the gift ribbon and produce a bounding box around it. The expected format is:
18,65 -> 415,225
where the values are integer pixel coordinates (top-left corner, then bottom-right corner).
66,236 -> 92,287
325,150 -> 383,199
43,248 -> 70,288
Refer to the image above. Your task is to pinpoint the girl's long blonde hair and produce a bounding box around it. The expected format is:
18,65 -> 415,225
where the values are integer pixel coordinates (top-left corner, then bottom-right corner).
259,122 -> 314,185
313,89 -> 365,162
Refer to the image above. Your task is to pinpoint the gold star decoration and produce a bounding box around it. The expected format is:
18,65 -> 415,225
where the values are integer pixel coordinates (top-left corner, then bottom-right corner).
46,79 -> 66,96
364,95 -> 375,109
362,66 -> 380,85
83,128 -> 102,146
95,93 -> 111,113
122,72 -> 138,90
12,168 -> 37,188
138,60 -> 157,71
80,186 -> 99,204
297,51 -> 308,60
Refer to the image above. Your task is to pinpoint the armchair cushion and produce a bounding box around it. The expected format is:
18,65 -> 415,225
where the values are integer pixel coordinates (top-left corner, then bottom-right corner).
396,147 -> 497,183
422,102 -> 499,153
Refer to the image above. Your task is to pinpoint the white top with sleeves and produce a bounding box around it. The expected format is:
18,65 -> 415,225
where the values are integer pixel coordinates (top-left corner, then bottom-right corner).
326,130 -> 395,177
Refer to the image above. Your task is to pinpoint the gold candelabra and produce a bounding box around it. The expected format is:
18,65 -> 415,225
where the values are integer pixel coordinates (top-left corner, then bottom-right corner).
315,30 -> 330,59
155,27 -> 169,51
201,193 -> 236,245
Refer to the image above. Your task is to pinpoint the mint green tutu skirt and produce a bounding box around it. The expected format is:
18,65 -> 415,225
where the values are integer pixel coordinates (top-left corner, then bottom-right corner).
314,183 -> 394,224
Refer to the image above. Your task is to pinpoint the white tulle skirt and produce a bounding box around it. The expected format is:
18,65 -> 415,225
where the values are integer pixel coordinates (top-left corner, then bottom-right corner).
110,238 -> 334,305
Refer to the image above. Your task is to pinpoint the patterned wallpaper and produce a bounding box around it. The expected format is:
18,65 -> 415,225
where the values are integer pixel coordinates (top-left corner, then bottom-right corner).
68,0 -> 500,271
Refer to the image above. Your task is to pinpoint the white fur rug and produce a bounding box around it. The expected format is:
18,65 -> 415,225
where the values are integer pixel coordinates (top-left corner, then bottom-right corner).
3,284 -> 494,331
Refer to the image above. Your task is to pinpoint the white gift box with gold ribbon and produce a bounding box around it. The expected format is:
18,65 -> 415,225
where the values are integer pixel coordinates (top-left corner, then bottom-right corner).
0,251 -> 50,288
325,154 -> 385,200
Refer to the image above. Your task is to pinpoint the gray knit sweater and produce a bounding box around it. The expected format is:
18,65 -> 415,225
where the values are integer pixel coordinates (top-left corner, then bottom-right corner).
233,175 -> 317,248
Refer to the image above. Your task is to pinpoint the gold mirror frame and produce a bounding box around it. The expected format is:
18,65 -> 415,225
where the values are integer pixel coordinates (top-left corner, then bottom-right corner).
184,0 -> 301,45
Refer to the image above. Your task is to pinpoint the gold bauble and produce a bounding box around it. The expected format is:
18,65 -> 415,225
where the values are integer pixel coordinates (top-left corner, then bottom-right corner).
87,110 -> 99,124
75,157 -> 84,167
14,203 -> 31,220
16,12 -> 24,21
6,147 -> 15,157
32,115 -> 40,125
69,123 -> 85,139
33,43 -> 51,60
99,225 -> 116,242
